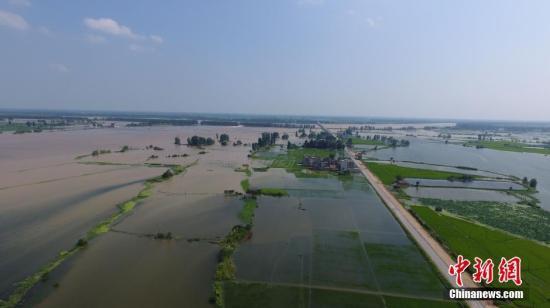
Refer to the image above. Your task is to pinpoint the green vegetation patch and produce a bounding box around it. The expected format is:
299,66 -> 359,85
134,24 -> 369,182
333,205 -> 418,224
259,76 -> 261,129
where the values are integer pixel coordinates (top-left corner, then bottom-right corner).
419,198 -> 550,243
365,243 -> 446,297
466,140 -> 550,155
240,179 -> 250,192
366,162 -> 475,185
311,229 -> 377,290
239,198 -> 257,225
411,206 -> 550,307
349,136 -> 385,146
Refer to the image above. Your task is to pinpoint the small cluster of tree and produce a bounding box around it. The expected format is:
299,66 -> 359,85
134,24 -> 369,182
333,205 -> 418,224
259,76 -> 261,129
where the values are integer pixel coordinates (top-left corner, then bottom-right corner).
282,133 -> 289,140
174,136 -> 181,145
145,145 -> 164,150
187,136 -> 215,146
92,149 -> 111,156
252,132 -> 279,151
154,232 -> 173,240
368,135 -> 410,147
162,169 -> 174,179
287,141 -> 299,149
303,131 -> 344,149
219,133 -> 230,145
167,153 -> 188,158
523,177 -> 537,189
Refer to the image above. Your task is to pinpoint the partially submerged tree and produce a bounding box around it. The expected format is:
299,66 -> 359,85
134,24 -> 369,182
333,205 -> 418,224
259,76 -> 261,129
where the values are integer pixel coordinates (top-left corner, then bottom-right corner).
220,134 -> 230,145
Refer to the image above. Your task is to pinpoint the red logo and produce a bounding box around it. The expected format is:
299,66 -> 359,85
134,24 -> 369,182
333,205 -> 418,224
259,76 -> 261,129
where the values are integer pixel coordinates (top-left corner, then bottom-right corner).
472,257 -> 494,284
448,256 -> 522,287
498,257 -> 522,286
448,255 -> 471,287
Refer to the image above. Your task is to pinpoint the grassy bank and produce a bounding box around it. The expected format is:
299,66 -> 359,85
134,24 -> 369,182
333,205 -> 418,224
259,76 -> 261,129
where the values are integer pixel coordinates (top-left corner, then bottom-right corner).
240,179 -> 250,192
214,223 -> 253,306
0,164 -> 188,308
239,198 -> 257,225
411,206 -> 550,307
349,136 -> 385,146
465,140 -> 550,155
365,162 -> 476,185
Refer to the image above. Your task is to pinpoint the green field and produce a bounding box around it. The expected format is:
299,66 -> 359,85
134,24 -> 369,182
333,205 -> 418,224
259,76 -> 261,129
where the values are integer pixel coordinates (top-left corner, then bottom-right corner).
365,162 -> 473,185
349,136 -> 385,146
411,206 -> 550,307
419,198 -> 550,243
222,281 -> 460,308
466,140 -> 550,155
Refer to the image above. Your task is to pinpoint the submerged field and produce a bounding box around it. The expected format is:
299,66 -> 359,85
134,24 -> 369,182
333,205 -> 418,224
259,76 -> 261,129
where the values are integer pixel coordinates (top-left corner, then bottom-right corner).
224,146 -> 457,307
0,125 -> 298,307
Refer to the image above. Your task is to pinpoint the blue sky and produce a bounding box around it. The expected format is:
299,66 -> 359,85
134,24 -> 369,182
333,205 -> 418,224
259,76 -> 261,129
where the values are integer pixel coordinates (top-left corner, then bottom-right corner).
1,0 -> 549,120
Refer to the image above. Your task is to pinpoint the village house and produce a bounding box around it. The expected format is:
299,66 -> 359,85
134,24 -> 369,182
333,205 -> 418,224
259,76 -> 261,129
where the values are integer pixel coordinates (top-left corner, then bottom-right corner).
302,156 -> 357,173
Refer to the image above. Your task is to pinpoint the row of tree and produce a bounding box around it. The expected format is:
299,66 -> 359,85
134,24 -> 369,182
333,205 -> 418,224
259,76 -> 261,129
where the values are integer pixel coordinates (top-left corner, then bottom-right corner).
187,136 -> 215,146
303,131 -> 345,149
252,132 -> 279,151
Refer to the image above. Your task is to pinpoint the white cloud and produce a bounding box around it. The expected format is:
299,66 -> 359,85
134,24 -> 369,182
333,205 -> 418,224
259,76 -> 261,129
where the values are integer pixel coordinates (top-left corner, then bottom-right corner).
150,35 -> 163,44
0,10 -> 30,30
84,17 -> 163,45
8,0 -> 31,8
86,34 -> 106,44
84,17 -> 139,39
49,63 -> 69,73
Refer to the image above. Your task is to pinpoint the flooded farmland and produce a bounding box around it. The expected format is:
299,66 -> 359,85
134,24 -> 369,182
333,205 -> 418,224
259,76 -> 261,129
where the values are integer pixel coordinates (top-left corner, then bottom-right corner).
230,166 -> 452,305
2,122 -> 546,308
366,138 -> 550,210
0,125 -> 300,307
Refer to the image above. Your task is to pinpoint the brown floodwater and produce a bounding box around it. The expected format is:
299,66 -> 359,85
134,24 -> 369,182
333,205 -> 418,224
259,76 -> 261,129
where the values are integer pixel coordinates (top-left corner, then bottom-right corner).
8,125 -> 299,307
0,125 -> 301,305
